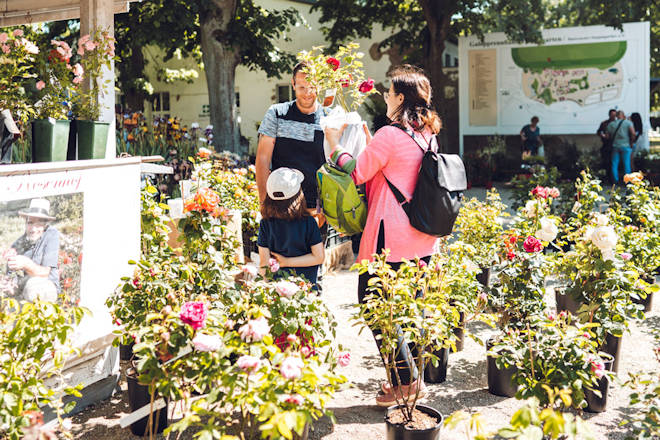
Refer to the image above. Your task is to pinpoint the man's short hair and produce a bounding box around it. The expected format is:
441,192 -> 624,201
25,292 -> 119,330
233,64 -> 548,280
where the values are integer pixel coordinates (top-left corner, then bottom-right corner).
617,110 -> 625,118
292,62 -> 309,83
609,109 -> 616,114
531,116 -> 539,124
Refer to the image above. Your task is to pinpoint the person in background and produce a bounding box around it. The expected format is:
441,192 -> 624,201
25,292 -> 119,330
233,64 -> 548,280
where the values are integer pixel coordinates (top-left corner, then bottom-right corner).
520,116 -> 542,157
606,110 -> 636,184
597,108 -> 617,182
4,198 -> 60,302
325,65 -> 440,407
258,167 -> 324,291
629,112 -> 645,170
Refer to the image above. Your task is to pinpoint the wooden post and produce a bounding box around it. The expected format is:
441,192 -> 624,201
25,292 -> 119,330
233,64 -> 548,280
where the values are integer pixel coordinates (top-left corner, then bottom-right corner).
79,0 -> 116,159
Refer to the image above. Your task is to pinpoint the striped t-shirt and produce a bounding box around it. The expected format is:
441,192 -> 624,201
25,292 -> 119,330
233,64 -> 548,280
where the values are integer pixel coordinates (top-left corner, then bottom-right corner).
258,100 -> 325,208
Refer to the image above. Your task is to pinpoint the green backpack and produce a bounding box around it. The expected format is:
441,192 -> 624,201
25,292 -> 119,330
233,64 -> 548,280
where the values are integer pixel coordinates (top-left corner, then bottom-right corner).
316,152 -> 367,236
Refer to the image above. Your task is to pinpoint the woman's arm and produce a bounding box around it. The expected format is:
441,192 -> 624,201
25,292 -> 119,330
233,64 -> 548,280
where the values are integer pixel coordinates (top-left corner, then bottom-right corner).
271,243 -> 324,268
258,246 -> 271,277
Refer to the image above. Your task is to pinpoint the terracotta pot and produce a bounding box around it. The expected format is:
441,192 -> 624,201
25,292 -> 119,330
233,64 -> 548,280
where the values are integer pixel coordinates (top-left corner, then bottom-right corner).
385,404 -> 443,440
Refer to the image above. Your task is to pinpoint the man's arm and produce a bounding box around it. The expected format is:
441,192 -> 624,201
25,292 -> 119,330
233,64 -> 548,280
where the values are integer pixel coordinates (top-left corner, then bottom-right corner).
7,256 -> 51,277
256,134 -> 275,204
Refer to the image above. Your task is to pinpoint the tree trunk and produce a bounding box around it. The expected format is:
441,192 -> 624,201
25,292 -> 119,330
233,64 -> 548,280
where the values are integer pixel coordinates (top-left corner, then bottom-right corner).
124,47 -> 146,112
420,0 -> 459,152
198,0 -> 241,154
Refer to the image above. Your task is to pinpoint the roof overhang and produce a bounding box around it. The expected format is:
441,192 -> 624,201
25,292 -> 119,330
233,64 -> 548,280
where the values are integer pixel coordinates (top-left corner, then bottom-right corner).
0,0 -> 140,27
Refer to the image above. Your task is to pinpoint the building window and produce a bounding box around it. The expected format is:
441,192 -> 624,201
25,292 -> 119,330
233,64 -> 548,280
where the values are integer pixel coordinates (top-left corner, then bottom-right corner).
236,92 -> 240,108
454,57 -> 458,67
152,92 -> 170,112
277,85 -> 293,103
444,54 -> 451,67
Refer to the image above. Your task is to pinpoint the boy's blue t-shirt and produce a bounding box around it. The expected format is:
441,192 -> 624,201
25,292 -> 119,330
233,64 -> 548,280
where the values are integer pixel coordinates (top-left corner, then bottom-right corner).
257,216 -> 322,285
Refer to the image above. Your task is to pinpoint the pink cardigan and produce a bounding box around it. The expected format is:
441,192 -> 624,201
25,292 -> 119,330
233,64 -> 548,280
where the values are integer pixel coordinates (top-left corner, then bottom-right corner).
338,125 -> 438,263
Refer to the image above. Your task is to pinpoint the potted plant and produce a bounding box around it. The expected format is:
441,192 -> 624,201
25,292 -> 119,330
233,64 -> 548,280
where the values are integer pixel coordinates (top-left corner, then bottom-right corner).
31,38 -> 78,162
72,30 -> 115,159
297,42 -> 378,156
485,231 -> 547,397
493,313 -> 614,412
353,253 -> 460,439
454,189 -> 509,286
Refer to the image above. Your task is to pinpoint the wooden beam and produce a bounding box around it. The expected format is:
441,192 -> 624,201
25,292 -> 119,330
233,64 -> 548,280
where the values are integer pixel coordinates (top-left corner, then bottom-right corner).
0,1 -> 133,26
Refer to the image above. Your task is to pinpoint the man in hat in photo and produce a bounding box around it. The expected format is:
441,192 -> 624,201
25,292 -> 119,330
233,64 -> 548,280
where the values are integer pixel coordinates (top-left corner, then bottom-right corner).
4,198 -> 60,302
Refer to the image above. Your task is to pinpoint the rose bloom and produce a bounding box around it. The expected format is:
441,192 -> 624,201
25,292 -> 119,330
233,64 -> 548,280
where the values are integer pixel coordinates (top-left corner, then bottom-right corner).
269,258 -> 280,273
179,301 -> 208,330
590,359 -> 606,379
12,29 -> 23,37
600,248 -> 615,261
237,355 -> 260,373
536,217 -> 558,242
547,187 -> 560,199
478,292 -> 488,302
197,147 -> 212,158
337,351 -> 351,367
1,44 -> 9,54
242,264 -> 257,279
238,316 -> 270,342
72,63 -> 84,77
36,80 -> 46,91
590,226 -> 617,251
0,33 -> 8,43
531,185 -> 548,199
284,394 -> 304,405
280,356 -> 304,380
192,333 -> 223,352
592,213 -> 609,226
623,172 -> 643,184
22,40 -> 39,55
621,252 -> 632,261
326,57 -> 340,71
275,280 -> 300,298
523,236 -> 543,253
547,311 -> 556,321
358,78 -> 374,93
523,200 -> 537,218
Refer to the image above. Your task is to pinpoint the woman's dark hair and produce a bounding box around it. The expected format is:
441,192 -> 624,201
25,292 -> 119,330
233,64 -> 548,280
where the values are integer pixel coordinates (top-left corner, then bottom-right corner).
388,65 -> 442,134
630,112 -> 643,141
261,189 -> 308,220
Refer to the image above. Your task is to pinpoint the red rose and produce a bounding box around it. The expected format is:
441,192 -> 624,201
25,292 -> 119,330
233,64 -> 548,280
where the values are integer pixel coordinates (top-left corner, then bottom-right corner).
523,236 -> 543,253
507,250 -> 516,261
326,57 -> 340,71
179,301 -> 208,330
358,78 -> 374,93
531,186 -> 548,199
340,74 -> 353,88
547,187 -> 560,199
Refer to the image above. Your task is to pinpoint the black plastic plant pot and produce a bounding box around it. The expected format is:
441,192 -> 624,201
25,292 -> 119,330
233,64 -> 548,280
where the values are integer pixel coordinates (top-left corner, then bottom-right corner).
584,359 -> 614,413
451,312 -> 466,353
632,290 -> 654,313
555,290 -> 582,315
385,404 -> 443,440
126,370 -> 169,436
599,333 -> 622,373
486,339 -> 518,397
424,347 -> 449,384
476,267 -> 491,287
119,342 -> 134,361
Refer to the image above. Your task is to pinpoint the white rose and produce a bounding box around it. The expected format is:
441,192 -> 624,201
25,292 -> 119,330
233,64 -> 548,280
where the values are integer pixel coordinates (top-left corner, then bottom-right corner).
590,226 -> 618,251
583,226 -> 594,242
592,213 -> 609,226
536,217 -> 558,242
523,200 -> 537,218
600,248 -> 615,261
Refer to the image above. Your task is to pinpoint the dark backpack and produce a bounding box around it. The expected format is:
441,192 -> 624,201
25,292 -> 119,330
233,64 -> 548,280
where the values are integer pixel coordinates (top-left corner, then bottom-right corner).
384,124 -> 467,237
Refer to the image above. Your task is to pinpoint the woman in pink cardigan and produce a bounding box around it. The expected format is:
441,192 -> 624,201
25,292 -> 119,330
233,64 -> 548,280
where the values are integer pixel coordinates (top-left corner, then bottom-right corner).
325,65 -> 441,406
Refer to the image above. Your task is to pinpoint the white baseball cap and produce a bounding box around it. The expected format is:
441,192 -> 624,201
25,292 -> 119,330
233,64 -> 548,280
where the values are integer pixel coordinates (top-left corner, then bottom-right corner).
267,167 -> 304,200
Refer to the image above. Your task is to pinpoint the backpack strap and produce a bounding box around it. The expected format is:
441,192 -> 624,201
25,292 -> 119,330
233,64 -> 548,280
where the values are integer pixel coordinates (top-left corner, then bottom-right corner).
390,123 -> 436,153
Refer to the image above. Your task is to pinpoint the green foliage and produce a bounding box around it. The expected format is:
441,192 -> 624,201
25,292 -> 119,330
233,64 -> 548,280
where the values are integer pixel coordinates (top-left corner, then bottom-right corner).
0,29 -> 38,124
454,189 -> 508,267
72,30 -> 116,121
0,298 -> 88,440
492,314 -> 609,410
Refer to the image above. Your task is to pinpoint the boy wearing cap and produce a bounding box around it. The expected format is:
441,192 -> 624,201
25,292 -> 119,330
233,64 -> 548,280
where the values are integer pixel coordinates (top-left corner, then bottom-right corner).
4,198 -> 60,301
257,168 -> 324,290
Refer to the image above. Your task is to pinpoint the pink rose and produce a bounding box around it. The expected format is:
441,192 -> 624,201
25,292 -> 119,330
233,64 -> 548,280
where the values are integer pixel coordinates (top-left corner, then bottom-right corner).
237,355 -> 260,373
192,333 -> 223,352
358,78 -> 374,93
547,311 -> 556,321
73,76 -> 83,84
84,40 -> 97,51
36,80 -> 45,91
12,29 -> 23,37
547,187 -> 560,199
275,280 -> 300,298
284,394 -> 304,405
287,334 -> 298,344
621,252 -> 632,261
0,33 -> 8,43
72,63 -> 84,77
590,359 -> 606,379
269,258 -> 280,273
418,260 -> 427,269
238,317 -> 270,342
280,356 -> 304,379
242,264 -> 257,279
301,346 -> 311,357
179,301 -> 208,330
582,333 -> 590,339
558,311 -> 567,319
531,186 -> 549,199
1,45 -> 9,54
326,57 -> 340,71
523,236 -> 543,253
337,352 -> 351,367
478,292 -> 488,303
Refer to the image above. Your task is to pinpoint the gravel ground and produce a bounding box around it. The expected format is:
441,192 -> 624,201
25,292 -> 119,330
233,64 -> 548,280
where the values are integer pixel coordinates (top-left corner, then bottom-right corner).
69,269 -> 659,440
